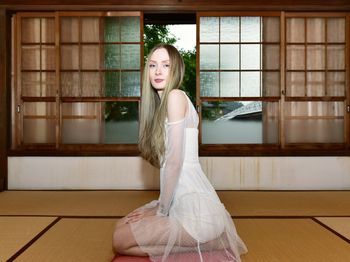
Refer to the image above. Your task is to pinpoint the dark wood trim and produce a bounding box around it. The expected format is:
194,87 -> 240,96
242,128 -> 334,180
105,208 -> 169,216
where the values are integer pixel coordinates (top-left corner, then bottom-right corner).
1,1 -> 350,12
0,9 -> 10,191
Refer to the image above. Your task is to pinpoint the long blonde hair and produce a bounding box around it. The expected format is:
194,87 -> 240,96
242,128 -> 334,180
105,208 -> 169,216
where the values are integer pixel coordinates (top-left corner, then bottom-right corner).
139,44 -> 185,168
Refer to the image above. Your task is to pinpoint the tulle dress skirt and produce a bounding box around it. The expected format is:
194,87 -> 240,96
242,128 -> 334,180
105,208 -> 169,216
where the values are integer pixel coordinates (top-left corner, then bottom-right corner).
129,129 -> 247,262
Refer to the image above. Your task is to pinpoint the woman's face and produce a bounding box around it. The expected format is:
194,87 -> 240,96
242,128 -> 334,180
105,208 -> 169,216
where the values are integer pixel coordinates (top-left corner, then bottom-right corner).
149,48 -> 170,93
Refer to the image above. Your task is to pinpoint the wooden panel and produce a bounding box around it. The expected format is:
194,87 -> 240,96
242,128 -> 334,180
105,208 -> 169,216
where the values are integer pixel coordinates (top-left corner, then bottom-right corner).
0,9 -> 9,191
0,0 -> 349,11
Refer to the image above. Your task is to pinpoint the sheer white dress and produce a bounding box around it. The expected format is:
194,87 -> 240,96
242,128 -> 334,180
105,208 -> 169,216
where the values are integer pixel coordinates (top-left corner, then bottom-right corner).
130,91 -> 247,261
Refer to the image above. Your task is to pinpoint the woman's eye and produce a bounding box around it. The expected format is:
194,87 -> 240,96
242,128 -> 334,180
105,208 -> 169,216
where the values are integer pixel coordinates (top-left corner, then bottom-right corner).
149,64 -> 155,68
164,64 -> 170,68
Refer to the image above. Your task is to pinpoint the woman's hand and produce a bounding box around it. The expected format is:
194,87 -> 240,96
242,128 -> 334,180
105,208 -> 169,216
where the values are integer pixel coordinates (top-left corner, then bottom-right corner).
125,206 -> 157,224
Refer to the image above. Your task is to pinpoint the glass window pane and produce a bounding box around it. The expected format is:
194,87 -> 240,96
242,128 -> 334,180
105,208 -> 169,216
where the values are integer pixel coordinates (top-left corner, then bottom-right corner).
286,18 -> 305,43
306,72 -> 325,96
220,72 -> 239,97
41,45 -> 56,70
263,44 -> 279,70
327,18 -> 345,43
220,17 -> 239,42
41,18 -> 55,43
241,72 -> 260,96
327,72 -> 345,97
82,72 -> 100,97
307,45 -> 325,70
121,44 -> 140,69
220,44 -> 239,70
41,72 -> 56,97
200,72 -> 219,97
20,74 -> 53,97
104,102 -> 139,144
286,45 -> 305,70
61,72 -> 80,97
200,44 -> 219,70
307,18 -> 325,43
82,45 -> 100,70
201,101 -> 278,144
241,17 -> 261,42
21,18 -> 41,43
121,72 -> 141,97
285,102 -> 344,143
22,72 -> 41,96
327,45 -> 345,70
262,72 -> 279,97
21,45 -> 40,70
62,102 -> 101,144
61,45 -> 79,70
81,17 -> 100,42
286,72 -> 305,97
104,72 -> 119,97
104,44 -> 120,69
200,17 -> 219,42
104,17 -> 120,42
121,17 -> 140,42
263,17 -> 280,42
60,17 -> 79,43
23,102 -> 56,144
241,44 -> 261,70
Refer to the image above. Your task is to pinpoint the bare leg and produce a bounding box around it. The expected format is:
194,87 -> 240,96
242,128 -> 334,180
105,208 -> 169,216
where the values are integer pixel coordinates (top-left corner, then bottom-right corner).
113,222 -> 148,256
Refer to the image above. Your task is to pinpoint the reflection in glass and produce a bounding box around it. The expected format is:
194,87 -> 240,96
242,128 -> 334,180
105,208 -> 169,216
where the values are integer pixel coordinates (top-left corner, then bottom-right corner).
23,102 -> 56,144
82,72 -> 100,97
327,72 -> 345,96
327,18 -> 345,43
104,102 -> 139,144
60,45 -> 79,70
286,72 -> 305,96
62,103 -> 101,144
60,17 -> 79,43
22,45 -> 40,70
327,45 -> 345,70
306,45 -> 325,70
263,44 -> 279,70
262,17 -> 280,43
306,18 -> 325,43
200,72 -> 219,97
21,18 -> 41,43
61,72 -> 80,97
284,101 -> 344,143
306,72 -> 325,96
200,17 -> 219,42
82,45 -> 100,70
286,45 -> 305,70
202,101 -> 278,144
262,72 -> 279,97
200,44 -> 219,69
286,18 -> 305,43
81,17 -> 100,42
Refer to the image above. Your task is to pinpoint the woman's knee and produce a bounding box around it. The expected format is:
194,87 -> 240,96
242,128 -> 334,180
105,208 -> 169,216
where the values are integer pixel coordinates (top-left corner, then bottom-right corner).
112,224 -> 133,254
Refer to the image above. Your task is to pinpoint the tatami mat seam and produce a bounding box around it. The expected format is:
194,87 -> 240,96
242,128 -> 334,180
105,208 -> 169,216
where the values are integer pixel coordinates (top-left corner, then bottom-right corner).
6,217 -> 61,262
311,217 -> 350,245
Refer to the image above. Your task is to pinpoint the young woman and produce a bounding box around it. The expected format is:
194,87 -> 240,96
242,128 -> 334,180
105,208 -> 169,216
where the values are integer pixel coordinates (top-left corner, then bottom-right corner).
113,44 -> 247,261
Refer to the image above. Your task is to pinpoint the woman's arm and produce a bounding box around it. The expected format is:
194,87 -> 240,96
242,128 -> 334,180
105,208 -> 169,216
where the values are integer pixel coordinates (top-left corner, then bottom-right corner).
157,89 -> 187,216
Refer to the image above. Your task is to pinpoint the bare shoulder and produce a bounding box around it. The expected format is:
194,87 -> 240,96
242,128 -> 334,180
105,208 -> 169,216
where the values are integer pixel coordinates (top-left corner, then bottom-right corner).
167,89 -> 187,122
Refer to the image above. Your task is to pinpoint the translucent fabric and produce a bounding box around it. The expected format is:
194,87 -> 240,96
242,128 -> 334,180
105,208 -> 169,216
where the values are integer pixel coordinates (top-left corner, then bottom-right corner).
130,91 -> 247,261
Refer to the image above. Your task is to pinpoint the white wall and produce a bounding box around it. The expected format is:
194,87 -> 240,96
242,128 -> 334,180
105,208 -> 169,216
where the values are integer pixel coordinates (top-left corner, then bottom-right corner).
8,156 -> 350,190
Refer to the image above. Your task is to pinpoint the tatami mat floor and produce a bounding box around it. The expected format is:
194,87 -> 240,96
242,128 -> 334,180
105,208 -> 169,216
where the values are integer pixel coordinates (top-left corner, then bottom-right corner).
1,190 -> 349,261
